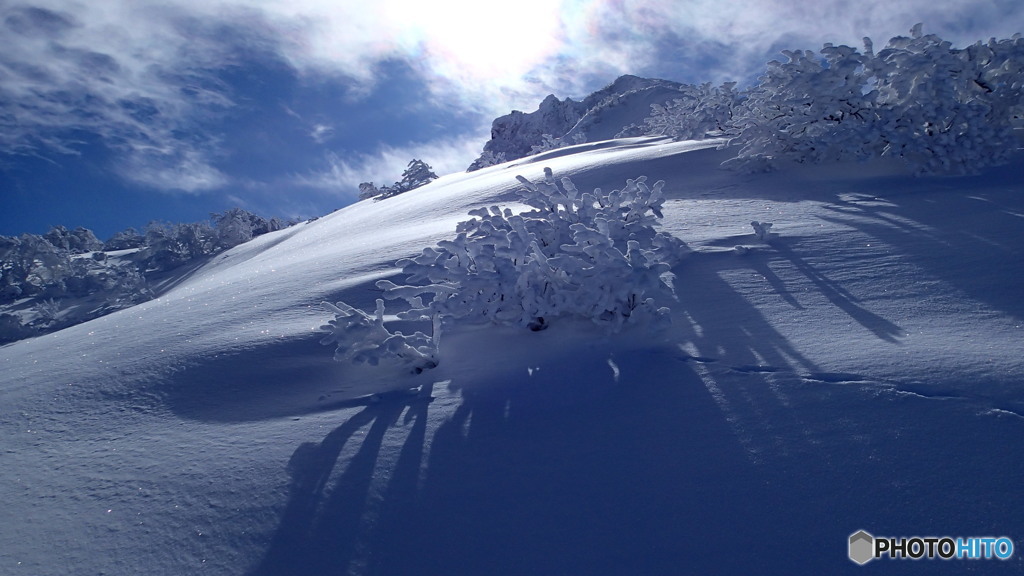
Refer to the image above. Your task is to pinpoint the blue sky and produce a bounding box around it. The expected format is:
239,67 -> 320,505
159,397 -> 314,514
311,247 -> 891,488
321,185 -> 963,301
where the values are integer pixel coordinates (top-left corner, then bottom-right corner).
2,0 -> 1023,239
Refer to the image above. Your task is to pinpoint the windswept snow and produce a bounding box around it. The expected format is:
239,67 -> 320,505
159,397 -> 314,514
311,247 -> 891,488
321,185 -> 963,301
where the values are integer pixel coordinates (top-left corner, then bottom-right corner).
2,137 -> 1023,575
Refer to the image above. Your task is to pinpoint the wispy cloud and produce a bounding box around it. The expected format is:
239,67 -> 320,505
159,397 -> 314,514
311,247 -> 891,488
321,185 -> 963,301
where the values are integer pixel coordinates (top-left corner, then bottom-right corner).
226,136 -> 484,224
0,2 -> 242,191
309,124 -> 334,145
293,137 -> 485,197
114,147 -> 229,193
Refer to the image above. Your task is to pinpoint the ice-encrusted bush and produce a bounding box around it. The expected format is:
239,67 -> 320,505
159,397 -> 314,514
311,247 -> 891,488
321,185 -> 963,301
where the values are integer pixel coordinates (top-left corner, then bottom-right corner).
729,25 -> 1024,174
392,168 -> 682,330
866,28 -> 1024,174
750,221 -> 775,242
320,300 -> 440,373
359,159 -> 439,201
35,298 -> 63,322
637,82 -> 744,140
728,44 -> 880,170
529,132 -> 587,155
466,150 -> 507,171
630,26 -> 1024,175
321,168 -> 684,371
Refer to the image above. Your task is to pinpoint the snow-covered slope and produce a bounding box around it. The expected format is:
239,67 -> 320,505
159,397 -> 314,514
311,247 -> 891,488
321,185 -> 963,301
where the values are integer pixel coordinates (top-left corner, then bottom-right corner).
2,137 -> 1024,575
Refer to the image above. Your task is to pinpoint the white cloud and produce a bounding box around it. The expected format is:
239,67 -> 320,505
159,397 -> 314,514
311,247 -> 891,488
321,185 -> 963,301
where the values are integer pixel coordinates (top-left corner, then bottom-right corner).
2,0 -> 1022,195
247,0 -> 1024,107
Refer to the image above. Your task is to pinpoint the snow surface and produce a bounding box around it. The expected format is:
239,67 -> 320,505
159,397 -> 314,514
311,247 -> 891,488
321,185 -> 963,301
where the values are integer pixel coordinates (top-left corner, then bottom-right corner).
2,137 -> 1023,575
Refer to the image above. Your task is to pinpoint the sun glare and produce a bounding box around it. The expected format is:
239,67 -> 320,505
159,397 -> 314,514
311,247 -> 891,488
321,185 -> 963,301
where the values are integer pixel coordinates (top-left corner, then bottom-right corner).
387,0 -> 567,82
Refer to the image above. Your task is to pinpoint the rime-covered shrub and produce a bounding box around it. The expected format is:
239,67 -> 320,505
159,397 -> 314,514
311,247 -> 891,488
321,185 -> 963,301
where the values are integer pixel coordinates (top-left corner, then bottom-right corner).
395,168 -> 681,329
395,159 -> 439,192
750,221 -> 775,242
0,208 -> 289,343
865,27 -> 1024,174
0,233 -> 69,299
359,159 -> 439,201
103,228 -> 145,251
358,182 -> 380,201
43,226 -> 103,254
529,132 -> 586,155
630,26 -> 1024,175
728,26 -> 1024,174
322,168 -> 684,371
141,221 -> 214,271
728,44 -> 879,169
638,82 -> 744,140
136,209 -> 283,271
35,298 -> 63,322
320,300 -> 439,372
466,150 -> 507,171
0,313 -> 36,344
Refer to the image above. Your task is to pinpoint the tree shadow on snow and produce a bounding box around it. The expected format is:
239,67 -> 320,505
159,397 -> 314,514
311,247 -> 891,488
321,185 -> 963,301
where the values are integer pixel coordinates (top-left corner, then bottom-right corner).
772,243 -> 906,342
816,163 -> 1024,321
245,229 -> 1024,575
242,304 -> 891,576
251,386 -> 434,576
249,348 -> 819,576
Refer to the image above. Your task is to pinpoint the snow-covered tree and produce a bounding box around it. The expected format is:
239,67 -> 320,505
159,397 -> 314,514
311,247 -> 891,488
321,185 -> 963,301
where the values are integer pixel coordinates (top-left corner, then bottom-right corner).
638,82 -> 745,140
466,150 -> 507,171
1,209 -> 291,343
395,159 -> 438,192
358,182 -> 380,200
359,159 -> 439,201
322,168 -> 685,371
865,27 -> 1024,174
0,233 -> 69,299
43,226 -> 103,254
103,228 -> 145,251
35,298 -> 62,322
624,26 -> 1023,175
726,26 -> 1024,174
141,221 -> 208,271
750,221 -> 775,242
529,132 -> 586,155
0,313 -> 34,344
728,44 -> 878,169
320,299 -> 439,373
212,209 -> 255,250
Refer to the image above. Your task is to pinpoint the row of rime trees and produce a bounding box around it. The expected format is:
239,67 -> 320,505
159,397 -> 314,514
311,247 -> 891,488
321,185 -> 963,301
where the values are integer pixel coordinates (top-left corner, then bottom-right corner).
358,159 -> 438,201
0,208 -> 291,343
627,25 -> 1024,174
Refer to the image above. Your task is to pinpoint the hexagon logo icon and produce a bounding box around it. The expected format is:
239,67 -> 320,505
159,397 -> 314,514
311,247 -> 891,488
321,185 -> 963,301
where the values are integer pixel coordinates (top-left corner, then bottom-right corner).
849,530 -> 874,565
